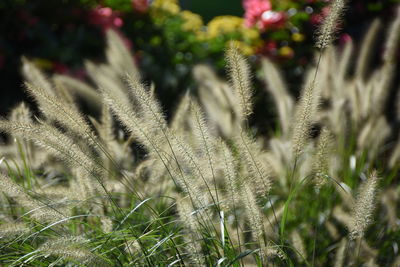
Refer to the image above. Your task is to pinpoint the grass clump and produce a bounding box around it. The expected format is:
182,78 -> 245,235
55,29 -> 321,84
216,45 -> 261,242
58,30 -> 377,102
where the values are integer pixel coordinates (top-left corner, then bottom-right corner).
0,2 -> 400,266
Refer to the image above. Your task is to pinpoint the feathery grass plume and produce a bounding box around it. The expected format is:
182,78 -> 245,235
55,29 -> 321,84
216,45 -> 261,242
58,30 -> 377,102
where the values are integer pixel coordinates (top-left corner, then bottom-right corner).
325,221 -> 340,240
52,78 -> 76,107
261,58 -> 294,136
291,81 -> 318,159
239,131 -> 272,198
226,43 -> 253,120
38,236 -> 109,266
96,105 -> 116,146
290,230 -> 306,262
125,239 -> 142,256
21,57 -> 54,96
355,19 -> 381,79
85,60 -> 132,108
381,188 -> 398,229
240,182 -> 264,249
333,206 -> 353,229
24,82 -> 96,145
10,102 -> 32,124
383,8 -> 400,64
190,101 -> 219,200
0,172 -> 65,222
358,117 -> 390,159
101,87 -> 160,152
373,12 -> 400,116
176,197 -> 205,266
220,140 -> 240,210
53,74 -> 102,111
0,120 -> 103,180
315,0 -> 347,49
171,92 -> 191,132
194,64 -> 241,138
349,170 -> 379,240
106,29 -> 140,80
100,217 -> 113,233
125,74 -> 167,134
334,238 -> 347,267
170,134 -> 211,209
0,222 -> 29,240
313,127 -> 333,189
337,40 -> 353,84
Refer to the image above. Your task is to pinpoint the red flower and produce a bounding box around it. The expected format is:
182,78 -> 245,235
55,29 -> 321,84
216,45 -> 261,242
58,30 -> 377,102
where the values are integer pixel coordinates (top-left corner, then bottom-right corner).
88,6 -> 124,30
53,62 -> 69,74
339,33 -> 352,46
132,0 -> 150,13
258,10 -> 286,30
310,6 -> 330,25
243,0 -> 286,31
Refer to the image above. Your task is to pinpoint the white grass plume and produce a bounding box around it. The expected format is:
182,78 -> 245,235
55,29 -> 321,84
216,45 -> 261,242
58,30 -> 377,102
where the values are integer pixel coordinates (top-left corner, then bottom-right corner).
383,8 -> 400,64
101,86 -> 160,153
290,230 -> 306,262
21,57 -> 54,96
226,43 -> 253,121
355,19 -> 381,79
220,140 -> 240,210
349,170 -> 379,240
261,58 -> 294,136
239,131 -> 272,198
0,222 -> 29,240
291,82 -> 318,159
24,82 -> 95,144
125,74 -> 167,134
313,127 -> 332,189
315,0 -> 347,49
53,74 -> 102,111
334,238 -> 347,267
176,197 -> 205,266
0,172 -> 65,222
0,120 -> 103,179
106,29 -> 140,80
38,236 -> 109,266
10,102 -> 32,124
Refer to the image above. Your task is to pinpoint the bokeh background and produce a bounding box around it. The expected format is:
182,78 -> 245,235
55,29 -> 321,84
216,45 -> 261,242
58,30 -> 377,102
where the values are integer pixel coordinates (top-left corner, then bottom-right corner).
1,0 -> 399,127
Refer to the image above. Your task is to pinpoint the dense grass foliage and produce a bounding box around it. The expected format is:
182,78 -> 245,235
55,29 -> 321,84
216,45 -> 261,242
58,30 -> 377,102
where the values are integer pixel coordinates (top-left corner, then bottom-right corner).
0,2 -> 400,266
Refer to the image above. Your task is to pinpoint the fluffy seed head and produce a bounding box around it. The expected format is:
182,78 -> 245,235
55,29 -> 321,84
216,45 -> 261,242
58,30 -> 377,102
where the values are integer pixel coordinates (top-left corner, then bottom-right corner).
226,43 -> 253,120
315,0 -> 347,49
291,82 -> 318,158
349,170 -> 379,240
313,127 -> 333,189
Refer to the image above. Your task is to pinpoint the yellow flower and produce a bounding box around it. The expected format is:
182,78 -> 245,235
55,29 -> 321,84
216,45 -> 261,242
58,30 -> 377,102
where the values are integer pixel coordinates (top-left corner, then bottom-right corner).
292,33 -> 305,42
32,58 -> 53,70
242,27 -> 260,41
227,40 -> 254,56
151,0 -> 180,16
279,46 -> 294,58
180,10 -> 203,32
207,16 -> 245,38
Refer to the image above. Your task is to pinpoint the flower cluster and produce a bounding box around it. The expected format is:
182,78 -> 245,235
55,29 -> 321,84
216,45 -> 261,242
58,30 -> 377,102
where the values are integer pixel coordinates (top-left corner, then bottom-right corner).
88,6 -> 124,30
243,0 -> 286,31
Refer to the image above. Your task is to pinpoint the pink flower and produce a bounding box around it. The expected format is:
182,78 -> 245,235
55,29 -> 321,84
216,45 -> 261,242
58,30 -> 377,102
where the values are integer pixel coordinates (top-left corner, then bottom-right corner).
310,6 -> 330,25
243,0 -> 286,31
88,6 -> 124,30
53,62 -> 69,74
258,10 -> 286,30
257,40 -> 278,56
339,33 -> 352,45
132,0 -> 150,13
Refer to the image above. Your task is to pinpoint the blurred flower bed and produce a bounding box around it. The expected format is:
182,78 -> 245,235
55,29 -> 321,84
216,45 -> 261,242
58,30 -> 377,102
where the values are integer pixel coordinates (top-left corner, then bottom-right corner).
1,0 -> 399,117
